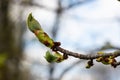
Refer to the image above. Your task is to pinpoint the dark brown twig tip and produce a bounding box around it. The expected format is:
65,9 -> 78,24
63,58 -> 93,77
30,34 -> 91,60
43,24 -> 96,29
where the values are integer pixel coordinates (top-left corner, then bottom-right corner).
54,42 -> 61,46
111,63 -> 117,68
111,61 -> 120,68
52,42 -> 61,51
86,59 -> 94,69
89,59 -> 94,66
63,53 -> 68,59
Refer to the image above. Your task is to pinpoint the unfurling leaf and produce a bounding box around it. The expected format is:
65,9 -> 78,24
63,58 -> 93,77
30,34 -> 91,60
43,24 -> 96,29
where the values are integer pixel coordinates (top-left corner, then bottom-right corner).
44,51 -> 65,63
27,13 -> 54,48
27,13 -> 42,32
44,51 -> 57,63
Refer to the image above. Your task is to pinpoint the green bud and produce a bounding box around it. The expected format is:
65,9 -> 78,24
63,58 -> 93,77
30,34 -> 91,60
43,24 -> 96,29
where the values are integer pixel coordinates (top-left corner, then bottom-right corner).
96,57 -> 103,62
44,51 -> 57,63
101,60 -> 109,65
27,13 -> 54,48
86,60 -> 94,69
44,51 -> 65,63
86,64 -> 91,69
27,13 -> 42,32
36,31 -> 54,48
101,57 -> 110,65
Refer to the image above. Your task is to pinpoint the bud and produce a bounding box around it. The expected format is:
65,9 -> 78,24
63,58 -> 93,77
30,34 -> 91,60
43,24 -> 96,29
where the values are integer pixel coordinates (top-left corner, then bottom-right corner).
27,13 -> 54,48
86,60 -> 94,69
44,51 -> 57,63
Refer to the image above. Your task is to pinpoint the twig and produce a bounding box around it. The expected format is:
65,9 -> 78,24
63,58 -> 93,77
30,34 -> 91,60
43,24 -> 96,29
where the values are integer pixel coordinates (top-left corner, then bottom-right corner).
56,46 -> 120,60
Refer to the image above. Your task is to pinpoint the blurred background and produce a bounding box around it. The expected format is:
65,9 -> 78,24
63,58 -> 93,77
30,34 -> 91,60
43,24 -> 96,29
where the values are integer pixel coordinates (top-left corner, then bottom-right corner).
0,0 -> 120,80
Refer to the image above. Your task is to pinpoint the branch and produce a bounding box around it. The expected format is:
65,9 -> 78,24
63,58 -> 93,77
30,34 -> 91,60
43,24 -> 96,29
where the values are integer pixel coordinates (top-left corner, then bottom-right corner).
27,13 -> 120,68
56,46 -> 120,59
51,0 -> 62,38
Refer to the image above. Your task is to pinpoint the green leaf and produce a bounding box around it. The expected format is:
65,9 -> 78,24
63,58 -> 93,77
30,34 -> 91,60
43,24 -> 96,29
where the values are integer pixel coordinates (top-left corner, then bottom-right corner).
44,51 -> 65,63
27,13 -> 54,48
27,13 -> 42,32
44,51 -> 57,63
36,32 -> 54,48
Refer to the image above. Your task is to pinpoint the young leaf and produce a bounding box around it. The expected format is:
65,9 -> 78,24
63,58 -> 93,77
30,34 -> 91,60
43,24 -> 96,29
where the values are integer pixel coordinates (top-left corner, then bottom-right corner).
44,51 -> 57,63
27,13 -> 42,32
27,13 -> 54,48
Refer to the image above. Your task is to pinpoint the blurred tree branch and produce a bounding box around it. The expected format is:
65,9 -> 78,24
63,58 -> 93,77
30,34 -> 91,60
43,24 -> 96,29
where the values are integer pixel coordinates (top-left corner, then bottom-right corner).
58,60 -> 83,80
51,0 -> 62,39
48,1 -> 62,80
21,0 -> 55,11
63,0 -> 94,10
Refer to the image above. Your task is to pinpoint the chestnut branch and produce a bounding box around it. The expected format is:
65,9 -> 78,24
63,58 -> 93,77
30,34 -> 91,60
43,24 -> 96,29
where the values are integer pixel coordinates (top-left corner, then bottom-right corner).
27,13 -> 120,68
55,46 -> 120,59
